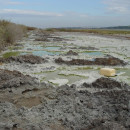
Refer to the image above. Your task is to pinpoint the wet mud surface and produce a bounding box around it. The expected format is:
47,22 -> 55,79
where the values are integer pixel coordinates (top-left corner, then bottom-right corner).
55,56 -> 126,66
0,30 -> 130,129
34,30 -> 66,42
0,70 -> 129,129
0,69 -> 37,89
0,55 -> 47,64
65,50 -> 78,56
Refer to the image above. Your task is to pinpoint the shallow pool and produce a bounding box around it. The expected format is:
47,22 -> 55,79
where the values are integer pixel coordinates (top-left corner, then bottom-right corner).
40,70 -> 87,84
32,50 -> 60,56
44,46 -> 61,51
83,51 -> 104,56
24,44 -> 43,50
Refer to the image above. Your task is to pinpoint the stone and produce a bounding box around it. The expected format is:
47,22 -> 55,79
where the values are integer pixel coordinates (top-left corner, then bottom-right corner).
100,68 -> 116,77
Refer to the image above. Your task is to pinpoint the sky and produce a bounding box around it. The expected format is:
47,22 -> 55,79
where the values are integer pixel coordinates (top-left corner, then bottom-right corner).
0,0 -> 130,28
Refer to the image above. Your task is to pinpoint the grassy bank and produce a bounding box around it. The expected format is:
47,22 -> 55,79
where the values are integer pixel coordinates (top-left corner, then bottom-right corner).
0,20 -> 36,51
46,28 -> 130,35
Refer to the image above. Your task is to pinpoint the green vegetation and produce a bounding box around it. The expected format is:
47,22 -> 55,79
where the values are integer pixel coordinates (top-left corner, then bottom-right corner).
102,26 -> 130,30
0,20 -> 36,51
3,51 -> 20,58
73,66 -> 93,70
8,46 -> 23,51
46,28 -> 130,35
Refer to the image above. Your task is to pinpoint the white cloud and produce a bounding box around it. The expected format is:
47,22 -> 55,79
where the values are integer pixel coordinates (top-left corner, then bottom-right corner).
6,1 -> 23,5
0,0 -> 23,5
0,9 -> 63,17
103,0 -> 130,14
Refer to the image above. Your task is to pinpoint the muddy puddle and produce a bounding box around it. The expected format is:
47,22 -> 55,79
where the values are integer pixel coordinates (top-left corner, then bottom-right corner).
31,50 -> 60,56
33,69 -> 89,85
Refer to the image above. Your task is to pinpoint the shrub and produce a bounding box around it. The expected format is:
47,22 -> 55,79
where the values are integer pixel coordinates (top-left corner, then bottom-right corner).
0,20 -> 27,50
5,23 -> 24,43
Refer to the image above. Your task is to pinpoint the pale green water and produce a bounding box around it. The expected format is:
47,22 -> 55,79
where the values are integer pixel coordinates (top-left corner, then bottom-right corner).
116,68 -> 130,77
2,45 -> 61,58
42,70 -> 88,84
22,44 -> 61,56
32,50 -> 60,56
24,44 -> 43,50
83,51 -> 104,56
44,46 -> 61,50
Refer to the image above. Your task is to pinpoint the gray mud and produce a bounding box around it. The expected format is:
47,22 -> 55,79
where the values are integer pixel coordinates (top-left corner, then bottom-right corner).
0,69 -> 37,89
0,30 -> 130,130
55,56 -> 126,66
0,55 -> 47,64
65,50 -> 78,56
0,70 -> 129,130
34,30 -> 66,42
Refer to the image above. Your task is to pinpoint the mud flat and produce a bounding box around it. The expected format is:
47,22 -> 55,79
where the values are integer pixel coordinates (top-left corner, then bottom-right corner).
0,30 -> 129,84
0,30 -> 130,129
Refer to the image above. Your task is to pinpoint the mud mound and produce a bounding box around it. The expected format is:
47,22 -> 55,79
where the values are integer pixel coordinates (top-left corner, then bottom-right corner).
0,78 -> 129,129
66,50 -> 78,56
82,77 -> 128,89
35,37 -> 50,42
55,56 -> 126,66
0,69 -> 37,89
93,77 -> 126,89
0,55 -> 46,64
79,46 -> 98,50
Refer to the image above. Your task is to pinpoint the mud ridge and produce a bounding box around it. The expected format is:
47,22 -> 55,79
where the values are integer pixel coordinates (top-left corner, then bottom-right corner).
0,55 -> 47,64
0,69 -> 37,89
65,50 -> 78,56
34,31 -> 66,42
55,56 -> 126,66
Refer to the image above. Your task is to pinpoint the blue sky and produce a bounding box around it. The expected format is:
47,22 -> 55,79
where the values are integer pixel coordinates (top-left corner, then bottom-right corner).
0,0 -> 130,28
